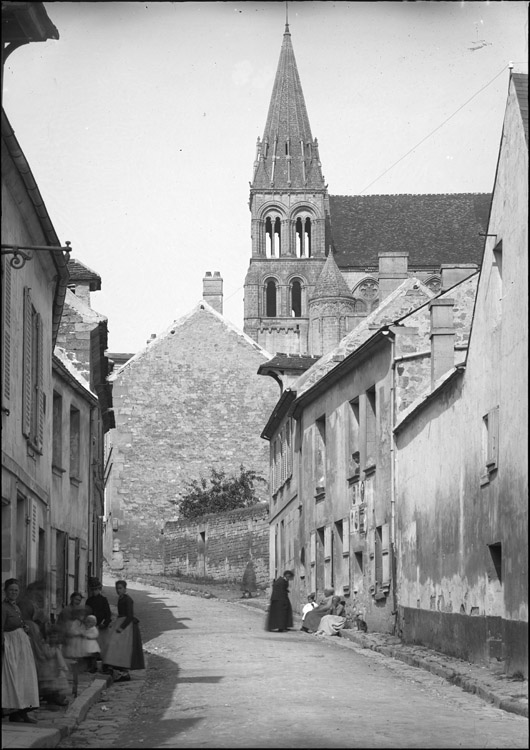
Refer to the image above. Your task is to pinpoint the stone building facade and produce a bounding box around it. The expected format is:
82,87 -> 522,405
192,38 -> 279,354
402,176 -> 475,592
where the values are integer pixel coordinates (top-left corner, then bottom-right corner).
260,270 -> 478,630
104,291 -> 279,577
394,73 -> 528,677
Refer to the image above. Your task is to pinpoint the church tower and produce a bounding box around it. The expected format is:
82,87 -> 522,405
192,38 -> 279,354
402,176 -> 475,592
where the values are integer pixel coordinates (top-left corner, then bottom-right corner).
243,20 -> 331,355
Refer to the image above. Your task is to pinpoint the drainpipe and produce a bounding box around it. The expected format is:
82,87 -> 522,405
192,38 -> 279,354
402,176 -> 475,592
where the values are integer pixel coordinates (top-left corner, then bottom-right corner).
384,329 -> 399,632
88,405 -> 96,587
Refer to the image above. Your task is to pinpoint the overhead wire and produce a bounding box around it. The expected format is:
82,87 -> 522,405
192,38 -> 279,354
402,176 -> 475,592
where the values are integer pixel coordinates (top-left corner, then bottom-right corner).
359,64 -> 511,195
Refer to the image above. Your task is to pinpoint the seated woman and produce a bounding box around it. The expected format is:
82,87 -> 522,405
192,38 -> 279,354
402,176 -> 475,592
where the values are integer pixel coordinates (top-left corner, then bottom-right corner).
314,596 -> 347,636
302,588 -> 335,633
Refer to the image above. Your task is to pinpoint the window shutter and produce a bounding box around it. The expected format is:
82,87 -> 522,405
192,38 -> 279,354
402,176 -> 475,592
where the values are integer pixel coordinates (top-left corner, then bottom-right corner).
36,313 -> 44,450
342,516 -> 350,555
22,287 -> 33,438
382,522 -> 391,586
310,531 -> 316,565
487,407 -> 499,468
368,528 -> 376,588
324,525 -> 332,561
2,261 -> 12,401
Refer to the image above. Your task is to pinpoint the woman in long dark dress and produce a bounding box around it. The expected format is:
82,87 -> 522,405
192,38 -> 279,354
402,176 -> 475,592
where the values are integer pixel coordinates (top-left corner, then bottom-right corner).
1,579 -> 40,723
102,580 -> 144,683
265,570 -> 294,632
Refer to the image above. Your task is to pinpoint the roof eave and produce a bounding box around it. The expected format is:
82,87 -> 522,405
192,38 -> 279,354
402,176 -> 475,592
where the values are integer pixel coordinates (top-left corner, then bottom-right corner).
1,110 -> 69,346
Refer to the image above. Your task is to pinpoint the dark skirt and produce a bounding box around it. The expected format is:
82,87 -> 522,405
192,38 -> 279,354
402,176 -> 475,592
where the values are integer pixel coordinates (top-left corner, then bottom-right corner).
102,617 -> 145,670
266,599 -> 293,631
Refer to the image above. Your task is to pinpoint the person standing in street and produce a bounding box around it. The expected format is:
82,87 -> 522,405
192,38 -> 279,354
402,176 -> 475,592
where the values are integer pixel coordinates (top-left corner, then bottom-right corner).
102,580 -> 145,683
265,570 -> 294,632
85,577 -> 112,666
1,578 -> 40,723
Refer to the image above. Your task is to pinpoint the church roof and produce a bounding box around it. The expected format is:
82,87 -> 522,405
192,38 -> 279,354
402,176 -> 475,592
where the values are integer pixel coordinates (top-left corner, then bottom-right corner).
311,251 -> 355,301
251,24 -> 325,191
329,193 -> 491,269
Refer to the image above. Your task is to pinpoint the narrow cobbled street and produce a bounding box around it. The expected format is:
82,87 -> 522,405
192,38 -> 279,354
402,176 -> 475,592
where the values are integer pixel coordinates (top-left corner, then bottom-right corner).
57,582 -> 527,749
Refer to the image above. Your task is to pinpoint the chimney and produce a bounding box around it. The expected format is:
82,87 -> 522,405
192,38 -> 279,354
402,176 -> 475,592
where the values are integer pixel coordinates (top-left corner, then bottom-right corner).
202,271 -> 223,314
429,298 -> 455,387
440,264 -> 478,291
378,252 -> 409,300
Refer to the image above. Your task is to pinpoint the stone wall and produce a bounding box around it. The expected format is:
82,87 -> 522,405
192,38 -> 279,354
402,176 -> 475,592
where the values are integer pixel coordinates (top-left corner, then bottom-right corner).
164,504 -> 270,589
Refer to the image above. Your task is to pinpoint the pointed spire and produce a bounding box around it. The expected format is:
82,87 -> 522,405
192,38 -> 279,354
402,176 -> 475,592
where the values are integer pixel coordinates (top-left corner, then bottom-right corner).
311,251 -> 355,301
252,22 -> 325,190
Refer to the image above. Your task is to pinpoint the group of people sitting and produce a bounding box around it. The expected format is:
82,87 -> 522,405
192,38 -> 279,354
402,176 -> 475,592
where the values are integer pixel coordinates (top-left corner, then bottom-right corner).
265,570 -> 365,637
301,588 -> 348,636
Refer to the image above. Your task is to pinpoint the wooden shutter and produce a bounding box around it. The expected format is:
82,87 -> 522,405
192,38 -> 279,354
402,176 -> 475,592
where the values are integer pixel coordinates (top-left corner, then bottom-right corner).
324,525 -> 332,561
381,522 -> 391,586
2,261 -> 12,401
310,531 -> 316,565
22,287 -> 33,438
36,313 -> 44,450
487,407 -> 499,469
342,516 -> 350,555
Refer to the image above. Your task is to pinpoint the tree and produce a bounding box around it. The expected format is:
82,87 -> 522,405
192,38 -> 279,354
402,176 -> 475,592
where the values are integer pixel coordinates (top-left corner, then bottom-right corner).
177,465 -> 266,521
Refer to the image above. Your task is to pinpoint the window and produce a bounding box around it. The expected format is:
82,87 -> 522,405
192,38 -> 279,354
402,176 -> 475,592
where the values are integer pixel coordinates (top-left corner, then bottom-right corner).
483,406 -> 499,476
295,217 -> 312,257
265,279 -> 277,317
52,392 -> 63,469
314,416 -> 326,493
22,288 -> 44,452
290,279 -> 302,318
373,523 -> 391,596
348,398 -> 360,477
69,407 -> 81,479
365,387 -> 377,469
265,216 -> 281,257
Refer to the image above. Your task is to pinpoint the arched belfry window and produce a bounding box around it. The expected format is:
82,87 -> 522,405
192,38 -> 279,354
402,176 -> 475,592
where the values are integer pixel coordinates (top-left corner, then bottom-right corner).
265,279 -> 277,317
290,279 -> 303,318
295,217 -> 312,258
265,216 -> 282,257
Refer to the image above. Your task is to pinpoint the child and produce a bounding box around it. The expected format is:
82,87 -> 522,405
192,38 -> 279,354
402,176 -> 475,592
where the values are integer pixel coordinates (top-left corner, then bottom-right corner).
83,615 -> 101,673
36,627 -> 70,707
300,592 -> 317,632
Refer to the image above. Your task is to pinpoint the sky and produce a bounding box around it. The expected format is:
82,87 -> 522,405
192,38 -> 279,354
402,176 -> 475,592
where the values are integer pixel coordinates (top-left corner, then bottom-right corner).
2,1 -> 528,353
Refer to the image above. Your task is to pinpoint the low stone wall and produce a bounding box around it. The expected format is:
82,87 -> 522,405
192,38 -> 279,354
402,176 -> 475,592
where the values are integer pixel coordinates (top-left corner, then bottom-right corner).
163,504 -> 270,590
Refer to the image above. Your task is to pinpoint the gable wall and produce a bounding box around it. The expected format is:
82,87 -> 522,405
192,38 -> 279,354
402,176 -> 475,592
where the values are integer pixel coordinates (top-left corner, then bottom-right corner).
104,307 -> 278,576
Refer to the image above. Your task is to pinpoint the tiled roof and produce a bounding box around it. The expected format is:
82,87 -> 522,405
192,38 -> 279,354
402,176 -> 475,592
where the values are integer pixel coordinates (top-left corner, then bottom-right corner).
67,258 -> 101,290
258,353 -> 320,373
311,251 -> 355,300
329,193 -> 491,269
512,73 -> 528,145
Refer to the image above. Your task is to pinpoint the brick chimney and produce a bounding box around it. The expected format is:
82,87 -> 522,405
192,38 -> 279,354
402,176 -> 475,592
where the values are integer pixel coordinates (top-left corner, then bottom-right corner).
440,264 -> 478,291
429,298 -> 455,387
378,252 -> 409,300
202,271 -> 223,314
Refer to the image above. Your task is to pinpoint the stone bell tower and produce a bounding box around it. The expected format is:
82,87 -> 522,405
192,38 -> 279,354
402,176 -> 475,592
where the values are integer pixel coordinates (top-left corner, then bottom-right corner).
243,20 -> 332,355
